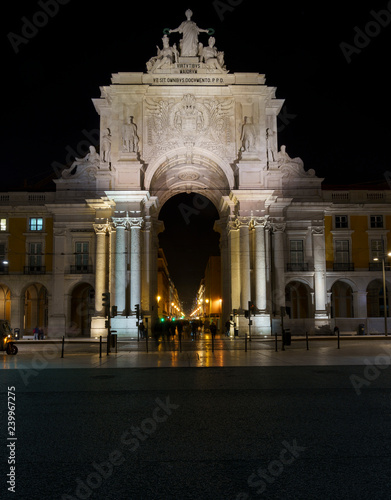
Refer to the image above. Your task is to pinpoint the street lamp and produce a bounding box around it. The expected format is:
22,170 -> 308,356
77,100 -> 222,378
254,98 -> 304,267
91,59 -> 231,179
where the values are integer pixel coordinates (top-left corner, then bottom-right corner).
373,251 -> 391,336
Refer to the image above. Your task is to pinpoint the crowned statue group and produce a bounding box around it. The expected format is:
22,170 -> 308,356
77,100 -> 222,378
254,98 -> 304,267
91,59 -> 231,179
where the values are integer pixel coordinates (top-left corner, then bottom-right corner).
146,9 -> 227,73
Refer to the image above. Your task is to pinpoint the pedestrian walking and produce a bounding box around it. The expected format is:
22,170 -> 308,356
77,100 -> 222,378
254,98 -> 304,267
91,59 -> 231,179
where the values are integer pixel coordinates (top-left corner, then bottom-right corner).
33,326 -> 39,340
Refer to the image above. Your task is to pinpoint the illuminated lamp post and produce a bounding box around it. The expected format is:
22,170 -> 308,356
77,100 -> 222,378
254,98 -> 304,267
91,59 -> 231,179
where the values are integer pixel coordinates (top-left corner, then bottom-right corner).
373,251 -> 391,336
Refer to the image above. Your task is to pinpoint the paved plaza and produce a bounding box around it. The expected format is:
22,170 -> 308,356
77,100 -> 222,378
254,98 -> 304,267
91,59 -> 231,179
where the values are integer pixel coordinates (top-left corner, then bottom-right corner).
2,337 -> 391,500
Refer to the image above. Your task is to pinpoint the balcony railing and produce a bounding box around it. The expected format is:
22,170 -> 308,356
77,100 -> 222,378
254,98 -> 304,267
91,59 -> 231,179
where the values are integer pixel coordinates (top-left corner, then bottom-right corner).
286,263 -> 309,272
24,266 -> 46,274
369,262 -> 391,271
333,262 -> 355,271
0,263 -> 9,274
69,265 -> 93,274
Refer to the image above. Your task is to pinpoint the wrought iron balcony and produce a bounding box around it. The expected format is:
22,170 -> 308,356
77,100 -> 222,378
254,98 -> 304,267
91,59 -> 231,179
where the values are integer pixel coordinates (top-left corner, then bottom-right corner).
0,262 -> 9,274
369,261 -> 391,271
286,263 -> 309,272
70,265 -> 93,274
333,262 -> 355,271
24,266 -> 46,274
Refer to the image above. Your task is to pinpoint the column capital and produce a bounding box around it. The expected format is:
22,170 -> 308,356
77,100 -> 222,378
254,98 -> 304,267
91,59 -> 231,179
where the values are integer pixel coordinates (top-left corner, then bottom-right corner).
93,222 -> 110,234
251,216 -> 269,229
270,220 -> 286,233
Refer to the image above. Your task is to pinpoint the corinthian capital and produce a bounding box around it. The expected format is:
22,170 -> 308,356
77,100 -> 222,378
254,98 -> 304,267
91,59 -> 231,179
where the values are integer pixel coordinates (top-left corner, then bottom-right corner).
93,222 -> 110,235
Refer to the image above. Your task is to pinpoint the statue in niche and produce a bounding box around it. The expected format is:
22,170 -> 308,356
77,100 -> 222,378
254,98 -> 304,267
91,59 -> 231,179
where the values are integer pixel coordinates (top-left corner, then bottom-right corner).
200,37 -> 226,71
101,128 -> 111,164
266,128 -> 276,163
61,145 -> 100,179
147,34 -> 175,72
240,116 -> 256,152
122,116 -> 139,153
169,9 -> 209,56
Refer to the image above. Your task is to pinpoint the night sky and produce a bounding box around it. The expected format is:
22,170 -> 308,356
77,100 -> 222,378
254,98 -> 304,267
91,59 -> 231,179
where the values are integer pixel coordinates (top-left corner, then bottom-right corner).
3,0 -> 391,309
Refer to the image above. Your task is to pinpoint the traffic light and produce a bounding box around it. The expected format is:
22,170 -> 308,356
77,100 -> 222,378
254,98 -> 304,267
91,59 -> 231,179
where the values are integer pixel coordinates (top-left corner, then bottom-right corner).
111,305 -> 117,317
102,292 -> 110,308
244,310 -> 249,318
135,304 -> 140,319
233,309 -> 238,316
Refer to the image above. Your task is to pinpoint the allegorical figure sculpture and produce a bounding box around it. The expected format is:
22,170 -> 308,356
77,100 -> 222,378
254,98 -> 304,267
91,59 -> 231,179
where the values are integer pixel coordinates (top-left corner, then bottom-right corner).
101,128 -> 111,163
201,37 -> 225,71
169,9 -> 209,56
148,34 -> 175,72
62,145 -> 100,178
240,116 -> 256,152
122,116 -> 139,153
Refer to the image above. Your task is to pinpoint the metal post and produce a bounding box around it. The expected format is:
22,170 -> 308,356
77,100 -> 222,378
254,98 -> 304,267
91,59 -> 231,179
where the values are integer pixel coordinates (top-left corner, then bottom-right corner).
245,333 -> 247,352
382,257 -> 388,337
337,327 -> 340,349
99,336 -> 102,358
280,306 -> 285,351
248,301 -> 252,342
211,330 -> 214,352
146,329 -> 148,353
61,336 -> 64,358
275,330 -> 278,352
306,331 -> 309,350
179,331 -> 182,353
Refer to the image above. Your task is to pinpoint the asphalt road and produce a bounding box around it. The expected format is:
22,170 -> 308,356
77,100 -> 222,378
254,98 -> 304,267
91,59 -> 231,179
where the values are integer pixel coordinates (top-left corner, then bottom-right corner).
1,364 -> 391,500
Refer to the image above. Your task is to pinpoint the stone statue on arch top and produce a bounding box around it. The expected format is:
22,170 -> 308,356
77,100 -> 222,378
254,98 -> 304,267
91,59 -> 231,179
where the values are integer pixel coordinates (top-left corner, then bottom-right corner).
122,116 -> 139,153
200,37 -> 226,72
169,9 -> 209,57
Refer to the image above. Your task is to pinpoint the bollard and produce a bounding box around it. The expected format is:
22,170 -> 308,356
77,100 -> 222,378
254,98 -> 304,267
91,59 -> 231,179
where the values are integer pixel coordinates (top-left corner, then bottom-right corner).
306,331 -> 309,350
179,332 -> 182,353
275,330 -> 278,352
337,328 -> 340,349
61,336 -> 65,358
146,331 -> 148,353
99,336 -> 102,358
245,334 -> 247,352
212,332 -> 214,353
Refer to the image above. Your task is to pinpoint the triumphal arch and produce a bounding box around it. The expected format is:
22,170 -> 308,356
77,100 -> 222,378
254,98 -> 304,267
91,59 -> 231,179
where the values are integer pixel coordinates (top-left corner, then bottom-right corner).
56,10 -> 325,337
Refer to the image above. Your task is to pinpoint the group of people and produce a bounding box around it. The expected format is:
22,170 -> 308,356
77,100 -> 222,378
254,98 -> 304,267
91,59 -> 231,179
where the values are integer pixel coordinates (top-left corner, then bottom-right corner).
33,326 -> 44,340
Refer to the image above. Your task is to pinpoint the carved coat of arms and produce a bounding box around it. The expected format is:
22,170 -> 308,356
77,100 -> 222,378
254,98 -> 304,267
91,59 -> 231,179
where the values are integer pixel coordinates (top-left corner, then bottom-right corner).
144,94 -> 234,161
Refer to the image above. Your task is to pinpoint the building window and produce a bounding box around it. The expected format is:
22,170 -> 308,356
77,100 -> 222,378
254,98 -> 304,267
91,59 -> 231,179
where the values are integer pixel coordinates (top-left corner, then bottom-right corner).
335,240 -> 349,263
26,242 -> 44,273
29,218 -> 43,231
371,239 -> 384,261
0,219 -> 7,231
370,215 -> 383,228
287,240 -> 308,271
290,240 -> 304,264
75,242 -> 89,272
335,215 -> 348,229
0,243 -> 8,273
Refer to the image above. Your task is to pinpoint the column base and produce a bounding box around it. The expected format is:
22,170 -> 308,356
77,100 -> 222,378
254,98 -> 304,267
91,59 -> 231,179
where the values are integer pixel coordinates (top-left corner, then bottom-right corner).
234,314 -> 271,337
48,314 -> 66,338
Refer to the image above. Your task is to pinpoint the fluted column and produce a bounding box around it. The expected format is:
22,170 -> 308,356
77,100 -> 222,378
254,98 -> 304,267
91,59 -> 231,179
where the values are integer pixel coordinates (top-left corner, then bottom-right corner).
253,218 -> 267,312
112,218 -> 127,315
129,218 -> 143,311
312,224 -> 328,318
271,221 -> 286,313
239,218 -> 251,309
228,219 -> 240,310
93,223 -> 109,316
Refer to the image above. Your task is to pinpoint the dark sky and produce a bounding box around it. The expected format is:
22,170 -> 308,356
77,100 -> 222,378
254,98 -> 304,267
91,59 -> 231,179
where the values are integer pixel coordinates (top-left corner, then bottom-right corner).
3,0 -> 391,308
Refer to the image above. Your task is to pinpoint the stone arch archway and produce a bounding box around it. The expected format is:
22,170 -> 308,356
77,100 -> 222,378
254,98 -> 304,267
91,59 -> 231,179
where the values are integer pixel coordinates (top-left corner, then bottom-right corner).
145,147 -> 233,210
0,284 -> 11,321
22,283 -> 48,334
285,280 -> 313,319
68,282 -> 95,337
